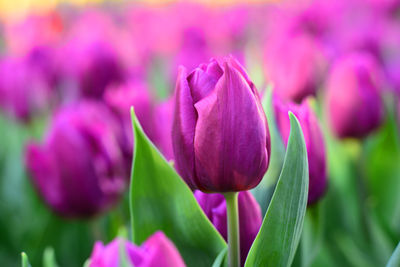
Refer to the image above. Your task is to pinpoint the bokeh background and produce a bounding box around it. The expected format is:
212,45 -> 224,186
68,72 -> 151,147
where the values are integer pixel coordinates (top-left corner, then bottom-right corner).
0,0 -> 400,266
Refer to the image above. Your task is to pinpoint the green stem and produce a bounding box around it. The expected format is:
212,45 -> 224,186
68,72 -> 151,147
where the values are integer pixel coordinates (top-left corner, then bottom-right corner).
224,192 -> 240,267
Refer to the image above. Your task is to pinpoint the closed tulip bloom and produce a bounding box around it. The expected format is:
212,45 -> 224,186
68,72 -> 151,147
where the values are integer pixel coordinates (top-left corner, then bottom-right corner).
153,98 -> 175,161
0,56 -> 53,121
172,56 -> 270,192
195,190 -> 262,266
25,101 -> 127,217
89,231 -> 185,267
104,81 -> 157,162
325,52 -> 384,139
274,96 -> 327,204
264,34 -> 327,103
60,35 -> 124,99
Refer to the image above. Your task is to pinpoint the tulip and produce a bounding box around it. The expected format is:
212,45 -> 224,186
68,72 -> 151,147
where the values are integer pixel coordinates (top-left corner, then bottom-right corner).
325,52 -> 384,139
0,56 -> 53,121
195,190 -> 262,266
59,34 -> 124,99
104,81 -> 156,161
89,231 -> 185,267
172,56 -> 270,192
25,101 -> 127,217
153,98 -> 175,161
274,95 -> 327,204
264,34 -> 327,103
171,28 -> 211,84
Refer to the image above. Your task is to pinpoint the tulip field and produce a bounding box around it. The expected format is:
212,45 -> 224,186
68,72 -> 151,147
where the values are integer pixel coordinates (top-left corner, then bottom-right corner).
1,0 -> 400,266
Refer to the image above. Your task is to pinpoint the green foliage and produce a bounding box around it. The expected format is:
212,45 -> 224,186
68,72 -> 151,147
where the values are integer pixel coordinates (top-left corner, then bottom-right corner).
129,108 -> 226,267
245,113 -> 309,267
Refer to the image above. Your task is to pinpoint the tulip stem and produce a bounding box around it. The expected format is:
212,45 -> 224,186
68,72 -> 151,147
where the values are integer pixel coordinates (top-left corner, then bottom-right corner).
224,192 -> 240,267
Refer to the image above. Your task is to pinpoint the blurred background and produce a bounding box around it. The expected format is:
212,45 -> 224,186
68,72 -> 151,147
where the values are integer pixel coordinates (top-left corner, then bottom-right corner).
0,0 -> 399,266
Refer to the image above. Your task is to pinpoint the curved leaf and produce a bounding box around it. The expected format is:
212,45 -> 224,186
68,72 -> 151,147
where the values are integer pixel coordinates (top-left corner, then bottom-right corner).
245,112 -> 309,267
129,108 -> 226,267
387,242 -> 400,267
21,252 -> 31,267
43,247 -> 58,267
212,248 -> 227,267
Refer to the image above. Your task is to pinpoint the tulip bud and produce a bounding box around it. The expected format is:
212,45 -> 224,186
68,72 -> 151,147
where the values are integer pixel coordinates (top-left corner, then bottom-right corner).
25,101 -> 127,217
89,231 -> 185,267
264,34 -> 327,103
153,98 -> 175,161
325,52 -> 384,139
274,96 -> 327,204
195,190 -> 262,266
104,81 -> 155,162
60,35 -> 124,99
172,56 -> 270,192
0,56 -> 53,122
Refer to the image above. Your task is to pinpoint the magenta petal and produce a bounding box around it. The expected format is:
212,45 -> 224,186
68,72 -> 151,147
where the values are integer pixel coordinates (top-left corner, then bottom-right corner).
172,66 -> 198,189
141,232 -> 186,267
188,68 -> 219,103
193,62 -> 268,192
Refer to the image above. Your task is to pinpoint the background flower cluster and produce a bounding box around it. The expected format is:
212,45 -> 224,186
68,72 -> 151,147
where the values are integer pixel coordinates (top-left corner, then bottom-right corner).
0,0 -> 399,266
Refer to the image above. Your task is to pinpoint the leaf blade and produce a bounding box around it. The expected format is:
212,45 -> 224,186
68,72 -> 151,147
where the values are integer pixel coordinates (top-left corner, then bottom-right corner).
129,108 -> 226,267
387,242 -> 400,267
245,112 -> 309,267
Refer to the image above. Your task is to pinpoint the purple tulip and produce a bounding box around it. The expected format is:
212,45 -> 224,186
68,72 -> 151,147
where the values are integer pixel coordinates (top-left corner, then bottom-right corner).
59,34 -> 124,99
274,96 -> 327,204
325,52 -> 384,139
172,56 -> 270,192
25,101 -> 127,217
89,231 -> 186,267
195,190 -> 261,266
264,34 -> 327,103
0,56 -> 53,121
104,81 -> 156,161
171,27 -> 211,84
153,98 -> 175,161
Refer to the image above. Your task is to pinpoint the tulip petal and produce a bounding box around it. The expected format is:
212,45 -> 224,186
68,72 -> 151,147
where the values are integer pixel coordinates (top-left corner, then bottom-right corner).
141,232 -> 186,267
172,66 -> 198,189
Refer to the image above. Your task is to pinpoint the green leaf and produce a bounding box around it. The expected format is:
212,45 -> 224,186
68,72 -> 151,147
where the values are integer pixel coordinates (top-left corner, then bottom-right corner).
212,248 -> 227,267
252,86 -> 286,215
129,108 -> 226,267
119,239 -> 133,267
387,242 -> 400,267
245,112 -> 309,267
21,252 -> 31,267
43,247 -> 58,267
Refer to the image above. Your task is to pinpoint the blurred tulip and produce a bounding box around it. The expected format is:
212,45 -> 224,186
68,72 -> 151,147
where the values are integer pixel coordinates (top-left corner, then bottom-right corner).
0,56 -> 53,121
325,52 -> 384,138
25,101 -> 127,217
195,190 -> 261,266
59,35 -> 124,99
274,96 -> 327,204
104,81 -> 156,162
264,34 -> 327,103
171,28 -> 211,83
153,98 -> 175,161
172,56 -> 270,192
89,231 -> 185,267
